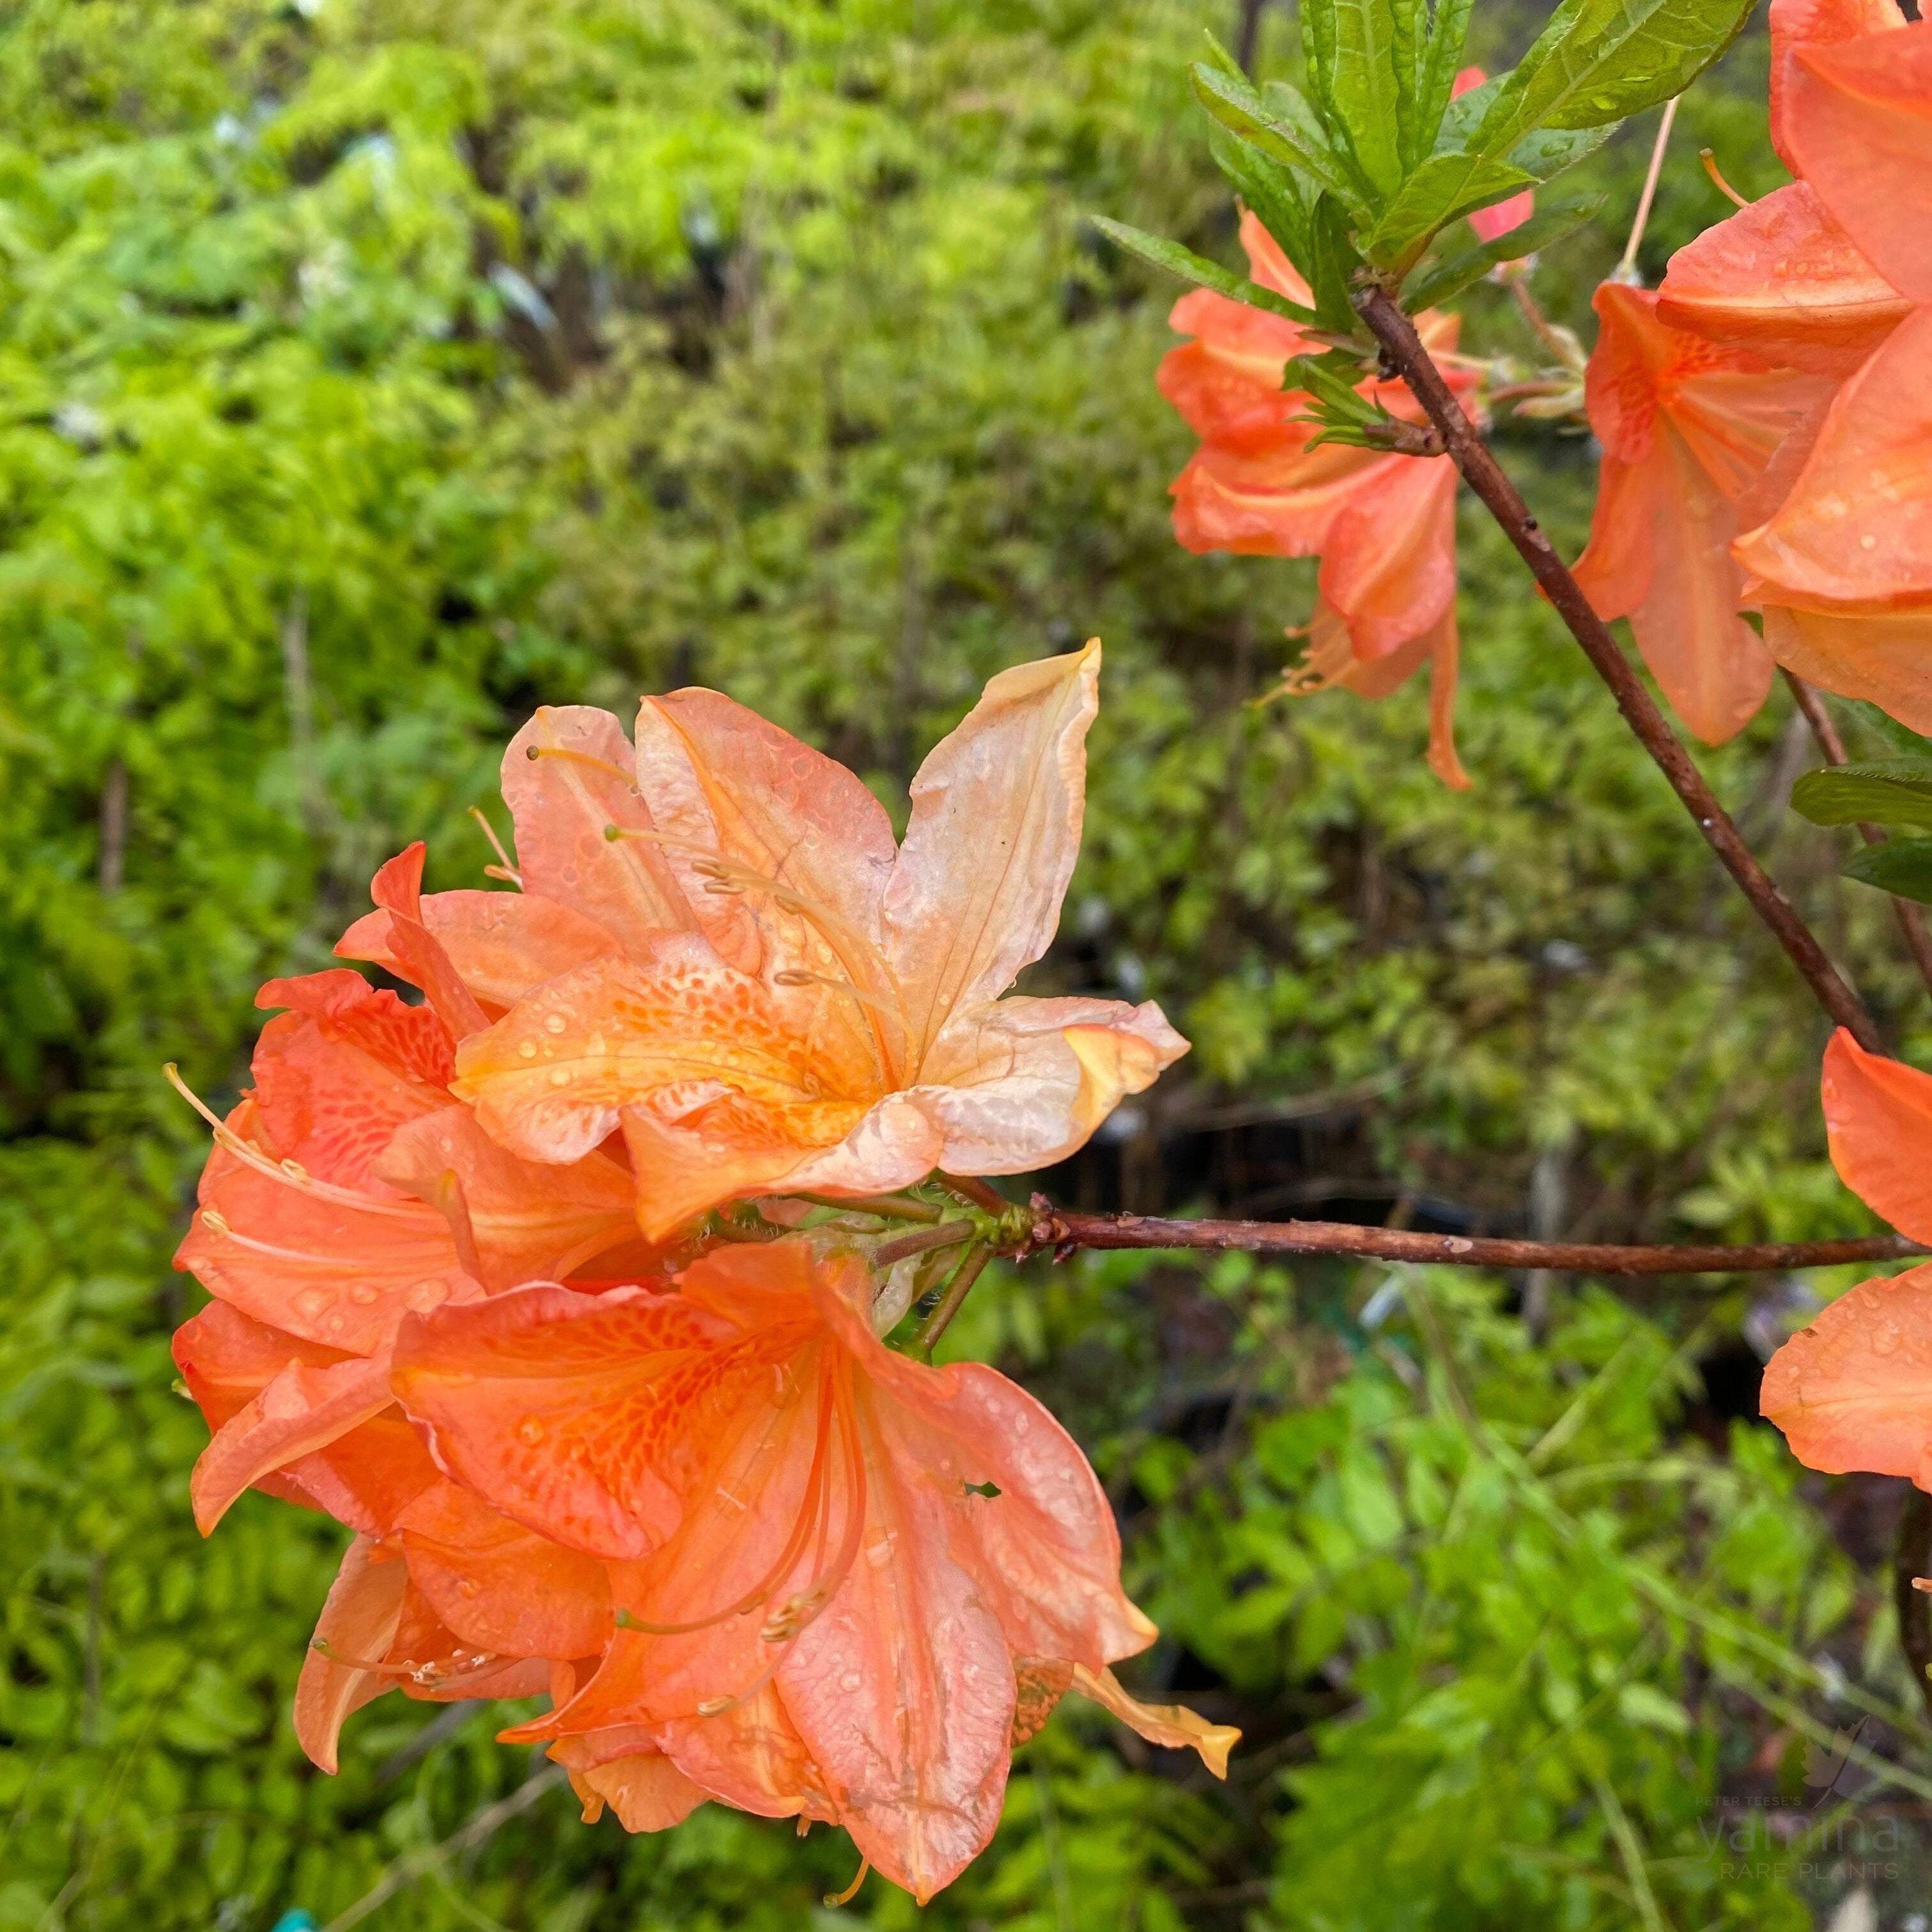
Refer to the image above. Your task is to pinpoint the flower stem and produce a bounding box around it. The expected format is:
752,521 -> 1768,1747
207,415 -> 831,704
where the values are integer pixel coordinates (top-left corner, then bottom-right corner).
1021,1207 -> 1919,1275
796,1190 -> 944,1223
872,1219 -> 978,1269
1352,281 -> 1883,1052
911,1242 -> 993,1358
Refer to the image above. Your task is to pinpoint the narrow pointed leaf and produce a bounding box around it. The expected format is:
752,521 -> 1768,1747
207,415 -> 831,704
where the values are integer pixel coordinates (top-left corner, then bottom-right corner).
1414,0 -> 1475,159
1210,130 -> 1313,273
1792,764 -> 1932,833
1845,840 -> 1932,906
1191,65 -> 1358,208
1362,152 -> 1540,264
1090,218 -> 1320,326
1402,194 -> 1604,310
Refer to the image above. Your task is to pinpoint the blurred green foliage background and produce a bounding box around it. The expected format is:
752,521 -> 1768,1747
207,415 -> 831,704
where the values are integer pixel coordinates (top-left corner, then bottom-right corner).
3,1 -> 1928,1927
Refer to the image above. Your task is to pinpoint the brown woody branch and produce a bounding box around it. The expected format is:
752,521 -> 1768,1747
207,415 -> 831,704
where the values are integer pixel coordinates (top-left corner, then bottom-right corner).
1352,282 -> 1883,1053
1016,1202 -> 1922,1275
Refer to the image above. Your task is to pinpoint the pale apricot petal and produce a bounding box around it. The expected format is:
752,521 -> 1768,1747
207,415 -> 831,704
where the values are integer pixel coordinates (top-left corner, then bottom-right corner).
1657,183 -> 1910,376
452,947 -> 875,1171
392,1283 -> 734,1561
368,846 -> 489,1040
1820,1028 -> 1932,1245
621,1091 -> 945,1239
189,1350 -> 396,1534
1768,0 -> 1905,166
376,1106 -> 637,1292
396,1480 -> 613,1658
1069,1664 -> 1240,1778
1761,1262 -> 1932,1476
652,1683 -> 835,1825
881,643 -> 1101,1063
1761,603 -> 1932,733
295,1536 -> 409,1774
632,688 -> 899,993
809,1256 -> 1157,1671
337,890 -> 622,1010
776,1411 -> 1016,1903
174,1106 -> 476,1356
909,996 -> 1188,1175
1317,456 -> 1458,659
1735,311 -> 1932,608
568,1749 -> 708,1832
1576,453 -> 1662,624
1787,24 -> 1932,302
501,706 -> 695,953
291,1414 -> 445,1539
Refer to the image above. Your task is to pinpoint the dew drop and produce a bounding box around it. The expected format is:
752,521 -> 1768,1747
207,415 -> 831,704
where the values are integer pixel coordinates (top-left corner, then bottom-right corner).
458,1577 -> 481,1598
295,1288 -> 329,1318
408,1279 -> 448,1312
1873,1321 -> 1903,1357
350,1285 -> 380,1305
840,1671 -> 862,1692
518,1040 -> 538,1060
516,1416 -> 546,1445
548,1067 -> 571,1088
544,1012 -> 569,1035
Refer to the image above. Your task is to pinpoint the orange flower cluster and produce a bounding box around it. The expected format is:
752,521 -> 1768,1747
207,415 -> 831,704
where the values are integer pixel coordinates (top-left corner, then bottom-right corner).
1580,0 -> 1932,736
169,648 -> 1227,1903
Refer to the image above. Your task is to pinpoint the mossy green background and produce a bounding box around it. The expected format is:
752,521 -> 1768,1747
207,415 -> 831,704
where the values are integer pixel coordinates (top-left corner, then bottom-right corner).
0,2 -> 1922,1927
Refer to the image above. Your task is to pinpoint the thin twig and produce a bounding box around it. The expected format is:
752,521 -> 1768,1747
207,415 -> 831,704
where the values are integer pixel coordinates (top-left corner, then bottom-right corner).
1353,283 -> 1883,1051
872,1220 -> 978,1269
1616,96 -> 1680,283
798,1191 -> 943,1223
1784,668 -> 1932,1002
913,1243 -> 993,1357
1019,1205 -> 1919,1275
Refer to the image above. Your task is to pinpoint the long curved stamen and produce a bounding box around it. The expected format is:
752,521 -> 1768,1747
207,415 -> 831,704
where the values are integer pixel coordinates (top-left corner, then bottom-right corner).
824,1857 -> 870,1910
617,1366 -> 840,1637
607,827 -> 911,1083
164,1065 -> 428,1221
525,745 -> 637,788
312,1637 -> 502,1685
1699,147 -> 1750,210
758,1364 -> 867,1646
469,805 -> 522,886
196,1216 -> 378,1269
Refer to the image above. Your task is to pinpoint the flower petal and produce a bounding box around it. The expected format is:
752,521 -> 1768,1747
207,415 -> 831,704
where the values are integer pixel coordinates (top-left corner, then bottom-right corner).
367,846 -> 490,1039
561,1745 -> 709,1832
295,1536 -> 409,1774
1786,21 -> 1932,302
396,1479 -> 613,1659
1734,308 -> 1932,610
376,1105 -> 638,1292
501,706 -> 696,954
1315,455 -> 1458,660
1820,1028 -> 1932,1244
1761,1262 -> 1932,1476
174,1102 -> 477,1356
1069,1664 -> 1240,1777
452,947 -> 878,1179
631,688 -> 899,985
1657,183 -> 1910,376
651,1682 -> 833,1825
1768,0 -> 1905,166
881,644 -> 1101,1063
188,1350 -> 397,1534
775,1400 -> 1016,1903
912,996 -> 1187,1174
337,890 -> 622,1010
392,1283 -> 739,1561
1761,602 -> 1932,734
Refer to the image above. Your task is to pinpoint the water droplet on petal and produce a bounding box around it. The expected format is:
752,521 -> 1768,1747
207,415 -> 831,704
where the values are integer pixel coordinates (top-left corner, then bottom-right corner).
548,1067 -> 571,1088
544,1012 -> 569,1035
295,1288 -> 328,1318
350,1285 -> 380,1306
518,1040 -> 537,1060
516,1416 -> 546,1445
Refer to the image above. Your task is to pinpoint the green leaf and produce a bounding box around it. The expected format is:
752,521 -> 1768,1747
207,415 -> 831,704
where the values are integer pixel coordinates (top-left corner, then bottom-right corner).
1090,217 -> 1320,326
1844,700 -> 1932,759
1412,0 -> 1475,166
1473,0 -> 1757,153
1306,191 -> 1368,334
1402,194 -> 1605,310
1190,65 -> 1359,210
1791,762 -> 1932,833
1844,839 -> 1932,906
1210,128 -> 1314,278
1508,122 -> 1614,184
1361,151 -> 1540,266
1306,0 -> 1406,197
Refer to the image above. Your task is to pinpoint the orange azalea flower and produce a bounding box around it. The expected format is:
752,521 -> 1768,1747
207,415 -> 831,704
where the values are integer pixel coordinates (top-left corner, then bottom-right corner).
1655,1 -> 1932,727
446,645 -> 1187,1237
169,899 -> 655,1770
392,1238 -> 1238,1901
1160,212 -> 1473,787
1571,284 -> 1833,743
1761,1029 -> 1932,1481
